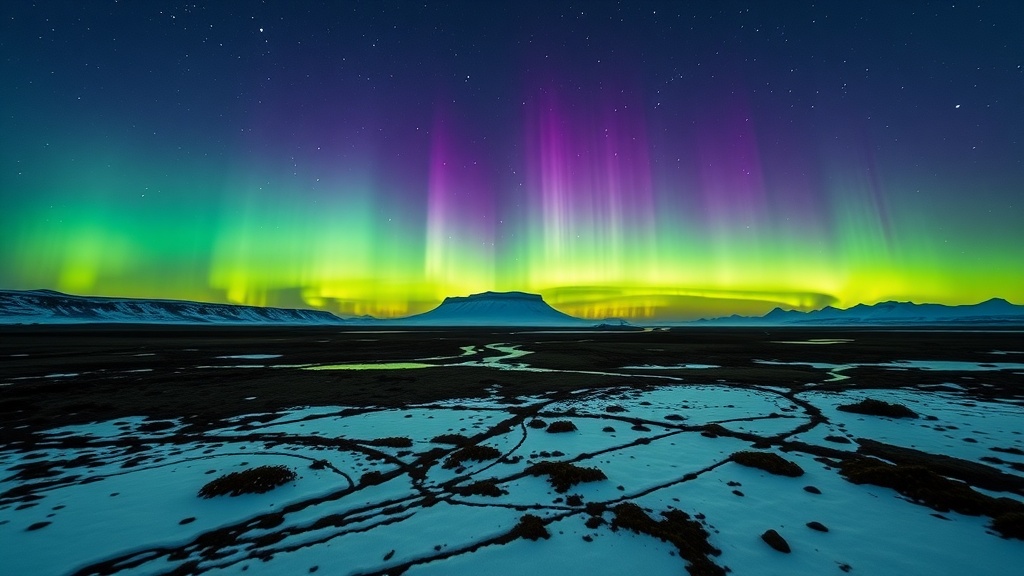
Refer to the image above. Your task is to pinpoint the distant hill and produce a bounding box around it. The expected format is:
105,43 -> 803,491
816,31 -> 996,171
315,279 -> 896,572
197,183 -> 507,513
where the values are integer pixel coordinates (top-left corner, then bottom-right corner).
395,291 -> 594,326
0,289 -> 346,325
692,298 -> 1024,326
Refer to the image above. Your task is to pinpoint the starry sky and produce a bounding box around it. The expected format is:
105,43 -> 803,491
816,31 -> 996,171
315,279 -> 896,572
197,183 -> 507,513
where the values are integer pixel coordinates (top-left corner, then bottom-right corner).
2,1 -> 1022,320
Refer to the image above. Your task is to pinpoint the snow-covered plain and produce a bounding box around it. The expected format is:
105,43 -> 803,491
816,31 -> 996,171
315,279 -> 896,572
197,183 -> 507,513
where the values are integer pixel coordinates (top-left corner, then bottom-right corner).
2,347 -> 1023,575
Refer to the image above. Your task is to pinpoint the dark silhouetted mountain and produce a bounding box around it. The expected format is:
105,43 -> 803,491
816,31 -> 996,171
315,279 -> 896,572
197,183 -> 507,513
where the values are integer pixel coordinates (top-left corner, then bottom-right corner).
694,298 -> 1024,326
395,291 -> 593,326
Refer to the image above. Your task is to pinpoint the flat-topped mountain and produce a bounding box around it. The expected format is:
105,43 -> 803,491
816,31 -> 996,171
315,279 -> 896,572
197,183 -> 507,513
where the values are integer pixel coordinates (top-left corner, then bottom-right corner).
396,291 -> 592,326
0,289 -> 345,325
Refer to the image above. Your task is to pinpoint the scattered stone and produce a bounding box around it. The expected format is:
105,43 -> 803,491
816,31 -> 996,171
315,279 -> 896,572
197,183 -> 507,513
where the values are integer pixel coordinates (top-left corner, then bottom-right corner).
631,423 -> 651,432
806,521 -> 829,532
732,490 -> 744,497
527,419 -> 547,429
731,451 -> 804,477
837,398 -> 917,419
760,529 -> 791,553
803,485 -> 822,494
525,461 -> 607,493
605,405 -> 626,413
179,517 -> 196,525
585,516 -> 604,529
198,465 -> 296,498
602,426 -> 616,433
546,420 -> 578,433
383,550 -> 395,561
26,521 -> 51,531
566,494 -> 583,507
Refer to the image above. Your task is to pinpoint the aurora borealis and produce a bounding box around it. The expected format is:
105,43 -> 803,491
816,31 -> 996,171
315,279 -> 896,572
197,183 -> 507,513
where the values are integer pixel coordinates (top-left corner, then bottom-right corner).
2,2 -> 1022,320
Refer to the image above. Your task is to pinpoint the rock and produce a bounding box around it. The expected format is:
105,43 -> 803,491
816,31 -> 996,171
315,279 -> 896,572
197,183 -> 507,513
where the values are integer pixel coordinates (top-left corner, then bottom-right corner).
761,529 -> 791,553
806,521 -> 829,532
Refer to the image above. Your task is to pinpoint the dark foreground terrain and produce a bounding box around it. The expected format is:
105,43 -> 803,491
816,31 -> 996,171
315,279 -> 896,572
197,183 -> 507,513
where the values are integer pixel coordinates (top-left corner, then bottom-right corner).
1,326 -> 1022,575
3,325 -> 1022,429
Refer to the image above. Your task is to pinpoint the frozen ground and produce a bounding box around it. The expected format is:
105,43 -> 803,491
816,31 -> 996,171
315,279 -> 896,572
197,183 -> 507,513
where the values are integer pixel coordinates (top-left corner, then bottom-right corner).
2,335 -> 1023,575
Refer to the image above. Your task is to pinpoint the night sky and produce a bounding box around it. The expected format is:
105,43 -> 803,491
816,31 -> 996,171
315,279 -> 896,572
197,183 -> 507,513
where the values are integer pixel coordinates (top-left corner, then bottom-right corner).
3,1 -> 1022,320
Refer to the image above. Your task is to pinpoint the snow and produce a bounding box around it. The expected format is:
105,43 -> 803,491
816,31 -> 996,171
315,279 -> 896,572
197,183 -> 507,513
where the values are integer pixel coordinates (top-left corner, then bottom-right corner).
2,380 -> 1022,574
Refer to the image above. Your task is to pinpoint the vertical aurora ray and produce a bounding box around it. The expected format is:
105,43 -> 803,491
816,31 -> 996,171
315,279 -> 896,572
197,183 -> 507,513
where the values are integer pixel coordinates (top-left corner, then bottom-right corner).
521,86 -> 659,298
425,107 -> 496,298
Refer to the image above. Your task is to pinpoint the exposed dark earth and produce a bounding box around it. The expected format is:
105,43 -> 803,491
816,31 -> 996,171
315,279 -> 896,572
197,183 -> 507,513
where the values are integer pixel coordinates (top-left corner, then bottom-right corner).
1,326 -> 1022,575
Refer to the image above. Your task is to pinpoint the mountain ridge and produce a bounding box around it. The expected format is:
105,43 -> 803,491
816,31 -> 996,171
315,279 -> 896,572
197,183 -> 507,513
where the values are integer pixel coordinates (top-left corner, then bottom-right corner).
0,289 -> 345,325
695,298 -> 1024,326
2,289 -> 1021,326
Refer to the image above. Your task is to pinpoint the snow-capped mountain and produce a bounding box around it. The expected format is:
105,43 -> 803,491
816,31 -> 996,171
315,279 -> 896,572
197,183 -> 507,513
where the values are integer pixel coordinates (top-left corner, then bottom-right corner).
395,291 -> 592,326
0,290 -> 346,325
695,298 -> 1024,326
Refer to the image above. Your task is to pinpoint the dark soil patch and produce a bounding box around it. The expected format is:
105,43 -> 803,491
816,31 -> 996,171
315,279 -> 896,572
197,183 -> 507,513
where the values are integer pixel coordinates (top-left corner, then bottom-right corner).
525,461 -> 607,493
452,480 -> 507,498
365,437 -> 414,448
443,444 -> 502,469
701,423 -> 729,438
760,529 -> 790,553
611,503 -> 724,576
992,512 -> 1024,540
731,451 -> 804,477
855,438 -> 1024,494
510,514 -> 549,541
546,420 -> 578,433
430,433 -> 470,446
198,465 -> 296,498
837,398 -> 917,418
838,457 -> 1024,520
